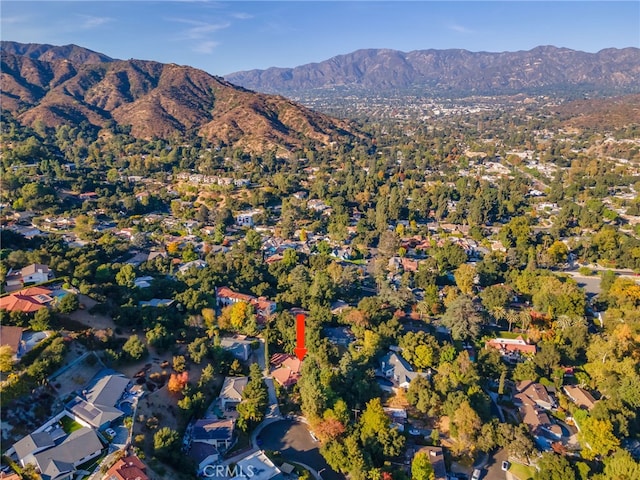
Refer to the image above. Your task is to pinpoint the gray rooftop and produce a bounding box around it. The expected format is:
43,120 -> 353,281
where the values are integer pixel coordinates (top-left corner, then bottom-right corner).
86,374 -> 129,407
67,397 -> 124,428
193,418 -> 235,441
220,376 -> 248,401
34,427 -> 103,478
13,432 -> 55,462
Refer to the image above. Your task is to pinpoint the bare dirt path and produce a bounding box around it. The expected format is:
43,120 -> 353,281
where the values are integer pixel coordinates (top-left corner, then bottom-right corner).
67,294 -> 117,331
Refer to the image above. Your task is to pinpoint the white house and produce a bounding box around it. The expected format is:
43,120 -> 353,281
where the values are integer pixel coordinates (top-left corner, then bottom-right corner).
5,264 -> 53,290
235,210 -> 261,227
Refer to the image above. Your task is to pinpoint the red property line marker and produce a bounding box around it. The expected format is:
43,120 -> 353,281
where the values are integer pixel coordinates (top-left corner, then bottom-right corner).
294,313 -> 307,361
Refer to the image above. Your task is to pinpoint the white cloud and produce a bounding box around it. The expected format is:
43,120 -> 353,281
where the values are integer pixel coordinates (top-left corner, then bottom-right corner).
193,40 -> 220,54
1,15 -> 28,25
77,14 -> 113,30
448,23 -> 475,34
231,12 -> 253,20
169,17 -> 230,39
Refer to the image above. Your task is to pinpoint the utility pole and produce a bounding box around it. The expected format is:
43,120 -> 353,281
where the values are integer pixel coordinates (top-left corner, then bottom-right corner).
352,408 -> 361,421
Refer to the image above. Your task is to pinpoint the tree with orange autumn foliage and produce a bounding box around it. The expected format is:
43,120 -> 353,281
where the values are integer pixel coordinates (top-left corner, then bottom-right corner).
167,371 -> 189,393
315,417 -> 346,441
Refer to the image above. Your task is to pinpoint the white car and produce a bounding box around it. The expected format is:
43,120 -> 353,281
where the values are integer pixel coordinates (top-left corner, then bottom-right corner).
471,468 -> 482,480
105,428 -> 117,438
501,461 -> 510,471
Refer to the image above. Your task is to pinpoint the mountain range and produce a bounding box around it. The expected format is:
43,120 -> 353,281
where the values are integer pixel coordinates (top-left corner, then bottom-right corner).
2,41 -> 640,155
225,46 -> 640,97
0,41 -> 358,155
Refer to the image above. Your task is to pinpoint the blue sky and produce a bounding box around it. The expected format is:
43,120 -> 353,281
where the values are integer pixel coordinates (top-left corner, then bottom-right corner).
2,1 -> 638,76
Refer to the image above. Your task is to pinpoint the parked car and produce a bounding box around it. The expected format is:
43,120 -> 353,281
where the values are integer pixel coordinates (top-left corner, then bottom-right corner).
501,461 -> 510,471
409,428 -> 421,436
105,428 -> 117,438
471,468 -> 482,480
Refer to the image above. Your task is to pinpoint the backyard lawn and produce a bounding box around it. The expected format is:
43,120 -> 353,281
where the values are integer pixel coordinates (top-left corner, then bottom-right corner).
60,415 -> 84,434
509,461 -> 536,480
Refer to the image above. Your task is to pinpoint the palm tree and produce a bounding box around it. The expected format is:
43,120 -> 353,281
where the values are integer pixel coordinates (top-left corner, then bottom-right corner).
555,314 -> 573,331
519,310 -> 532,332
491,306 -> 507,324
506,309 -> 520,333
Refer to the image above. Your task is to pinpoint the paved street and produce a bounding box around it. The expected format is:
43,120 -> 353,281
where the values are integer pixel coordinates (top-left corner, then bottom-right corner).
479,448 -> 509,480
258,419 -> 344,480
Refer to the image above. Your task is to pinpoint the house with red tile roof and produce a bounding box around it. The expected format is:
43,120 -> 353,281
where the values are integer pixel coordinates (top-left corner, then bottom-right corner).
0,286 -> 53,313
485,335 -> 537,356
270,353 -> 301,388
104,454 -> 149,480
0,325 -> 25,360
215,287 -> 276,323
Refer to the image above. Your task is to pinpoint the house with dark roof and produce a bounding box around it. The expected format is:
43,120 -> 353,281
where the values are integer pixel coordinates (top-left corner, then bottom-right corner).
378,351 -> 429,390
13,432 -> 55,467
191,418 -> 235,452
514,393 -> 562,444
516,381 -> 556,410
66,374 -> 129,430
514,381 -> 562,447
188,442 -> 220,475
34,428 -> 103,480
14,427 -> 103,480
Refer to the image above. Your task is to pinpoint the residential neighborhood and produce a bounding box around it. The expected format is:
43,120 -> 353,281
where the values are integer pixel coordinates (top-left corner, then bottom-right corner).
2,36 -> 640,480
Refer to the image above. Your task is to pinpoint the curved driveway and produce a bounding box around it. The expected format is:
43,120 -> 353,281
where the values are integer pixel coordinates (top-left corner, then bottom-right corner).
258,419 -> 345,480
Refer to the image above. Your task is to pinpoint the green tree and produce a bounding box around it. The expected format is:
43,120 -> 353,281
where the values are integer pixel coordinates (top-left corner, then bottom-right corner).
359,398 -> 405,460
513,361 -> 538,382
188,337 -> 209,364
602,449 -> 640,480
534,452 -> 576,480
546,241 -> 569,265
451,400 -> 481,455
480,285 -> 511,312
441,295 -> 484,342
244,229 -> 262,252
0,345 -> 14,372
172,355 -> 187,373
122,335 -> 147,361
116,264 -> 136,288
578,417 -> 619,460
30,307 -> 51,331
454,263 -> 476,295
237,363 -> 268,431
411,451 -> 435,480
145,324 -> 172,350
57,294 -> 79,314
153,427 -> 180,459
532,276 -> 586,318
